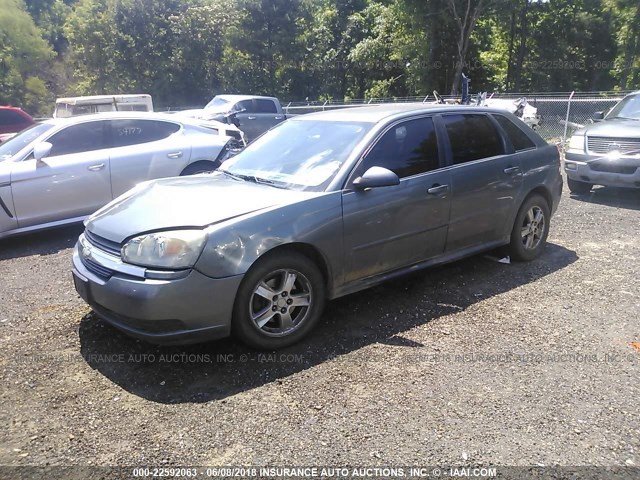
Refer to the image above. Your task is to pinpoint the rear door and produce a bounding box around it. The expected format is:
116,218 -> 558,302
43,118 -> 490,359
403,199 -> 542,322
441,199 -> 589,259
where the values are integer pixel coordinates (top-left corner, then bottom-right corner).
440,113 -> 523,252
10,120 -> 112,227
341,116 -> 451,284
107,119 -> 191,197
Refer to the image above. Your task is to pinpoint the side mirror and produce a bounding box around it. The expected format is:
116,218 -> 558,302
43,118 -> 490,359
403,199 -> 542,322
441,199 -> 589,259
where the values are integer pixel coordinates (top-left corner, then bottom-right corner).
592,111 -> 605,122
353,166 -> 400,190
33,142 -> 52,162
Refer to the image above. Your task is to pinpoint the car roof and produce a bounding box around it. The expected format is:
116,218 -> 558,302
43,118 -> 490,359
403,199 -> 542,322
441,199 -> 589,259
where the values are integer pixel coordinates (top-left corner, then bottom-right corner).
55,94 -> 151,104
214,94 -> 278,102
40,111 -> 202,126
293,103 -> 516,123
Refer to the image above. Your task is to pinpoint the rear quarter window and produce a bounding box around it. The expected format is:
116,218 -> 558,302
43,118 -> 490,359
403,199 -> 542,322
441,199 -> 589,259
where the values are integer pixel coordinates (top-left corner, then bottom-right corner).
442,114 -> 505,165
493,114 -> 536,151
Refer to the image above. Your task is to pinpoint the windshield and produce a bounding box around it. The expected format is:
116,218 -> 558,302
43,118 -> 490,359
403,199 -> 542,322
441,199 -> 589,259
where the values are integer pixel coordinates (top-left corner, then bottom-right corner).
606,94 -> 640,120
204,96 -> 231,111
0,123 -> 55,161
219,119 -> 372,191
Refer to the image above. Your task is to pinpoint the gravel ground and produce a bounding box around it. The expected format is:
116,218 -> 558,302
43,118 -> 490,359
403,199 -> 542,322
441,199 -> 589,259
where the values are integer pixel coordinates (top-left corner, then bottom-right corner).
1,180 -> 639,478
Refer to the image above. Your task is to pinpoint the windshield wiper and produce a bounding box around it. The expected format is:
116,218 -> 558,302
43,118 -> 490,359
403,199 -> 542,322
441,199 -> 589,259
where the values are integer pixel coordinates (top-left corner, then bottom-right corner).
221,170 -> 257,183
253,177 -> 289,189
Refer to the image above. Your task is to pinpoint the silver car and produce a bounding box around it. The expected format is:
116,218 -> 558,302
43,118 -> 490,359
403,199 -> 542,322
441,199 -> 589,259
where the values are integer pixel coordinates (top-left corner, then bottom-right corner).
0,112 -> 244,238
72,105 -> 562,349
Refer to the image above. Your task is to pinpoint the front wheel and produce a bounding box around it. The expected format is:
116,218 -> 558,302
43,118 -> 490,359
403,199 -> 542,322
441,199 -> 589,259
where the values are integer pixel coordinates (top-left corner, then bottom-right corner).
508,194 -> 551,262
232,252 -> 326,349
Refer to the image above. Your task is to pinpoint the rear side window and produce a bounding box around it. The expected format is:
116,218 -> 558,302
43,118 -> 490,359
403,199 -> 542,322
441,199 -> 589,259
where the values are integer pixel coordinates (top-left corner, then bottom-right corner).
255,99 -> 278,113
48,121 -> 107,156
356,117 -> 440,179
109,120 -> 180,148
494,115 -> 536,151
443,114 -> 504,165
0,109 -> 28,125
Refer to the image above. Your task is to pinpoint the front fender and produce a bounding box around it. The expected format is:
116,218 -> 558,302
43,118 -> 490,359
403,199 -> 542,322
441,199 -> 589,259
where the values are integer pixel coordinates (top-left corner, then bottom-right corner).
195,192 -> 343,285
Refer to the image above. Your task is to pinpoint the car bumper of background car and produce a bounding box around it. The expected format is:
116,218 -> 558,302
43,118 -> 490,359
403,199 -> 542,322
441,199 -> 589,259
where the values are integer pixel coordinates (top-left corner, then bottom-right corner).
72,244 -> 244,345
564,151 -> 640,188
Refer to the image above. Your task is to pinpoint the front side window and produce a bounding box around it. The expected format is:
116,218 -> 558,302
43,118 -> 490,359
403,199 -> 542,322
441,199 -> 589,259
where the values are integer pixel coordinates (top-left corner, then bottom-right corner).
236,100 -> 255,114
109,120 -> 180,148
443,114 -> 504,165
47,121 -> 107,156
354,117 -> 440,179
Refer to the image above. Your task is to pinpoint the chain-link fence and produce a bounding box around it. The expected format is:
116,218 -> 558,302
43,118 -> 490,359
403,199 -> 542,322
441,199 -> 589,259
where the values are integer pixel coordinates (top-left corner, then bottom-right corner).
282,91 -> 628,147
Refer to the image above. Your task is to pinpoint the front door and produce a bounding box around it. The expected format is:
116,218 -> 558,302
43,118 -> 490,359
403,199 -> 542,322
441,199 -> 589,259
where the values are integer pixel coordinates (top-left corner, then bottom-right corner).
10,120 -> 112,228
342,116 -> 451,284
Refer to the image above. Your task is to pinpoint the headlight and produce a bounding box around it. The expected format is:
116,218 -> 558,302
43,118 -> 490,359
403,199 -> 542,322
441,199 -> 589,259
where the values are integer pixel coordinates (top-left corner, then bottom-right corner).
568,134 -> 585,151
121,230 -> 207,269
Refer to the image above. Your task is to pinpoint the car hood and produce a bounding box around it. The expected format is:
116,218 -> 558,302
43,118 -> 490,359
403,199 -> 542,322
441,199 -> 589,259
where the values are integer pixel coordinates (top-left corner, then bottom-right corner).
576,118 -> 640,137
85,174 -> 314,243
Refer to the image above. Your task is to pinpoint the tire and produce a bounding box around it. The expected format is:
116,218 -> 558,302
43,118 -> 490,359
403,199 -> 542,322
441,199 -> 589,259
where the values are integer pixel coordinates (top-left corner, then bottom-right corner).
508,194 -> 551,262
567,178 -> 593,194
232,251 -> 326,349
180,161 -> 218,176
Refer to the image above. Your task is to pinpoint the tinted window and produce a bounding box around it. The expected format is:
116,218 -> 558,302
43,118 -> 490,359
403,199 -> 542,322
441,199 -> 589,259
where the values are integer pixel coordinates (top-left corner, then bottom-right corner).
0,110 -> 28,125
443,114 -> 504,164
110,120 -> 180,148
236,100 -> 255,113
255,99 -> 278,113
48,121 -> 107,156
357,117 -> 440,179
494,115 -> 536,151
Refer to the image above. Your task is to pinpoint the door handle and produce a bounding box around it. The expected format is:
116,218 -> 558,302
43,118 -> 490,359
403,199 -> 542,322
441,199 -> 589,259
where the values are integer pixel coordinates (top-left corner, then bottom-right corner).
427,184 -> 449,195
88,163 -> 105,171
167,152 -> 183,159
503,166 -> 520,174
247,116 -> 256,120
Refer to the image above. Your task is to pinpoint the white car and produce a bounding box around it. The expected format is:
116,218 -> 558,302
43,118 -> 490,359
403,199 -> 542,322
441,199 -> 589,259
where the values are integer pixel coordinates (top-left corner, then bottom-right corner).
0,112 -> 245,239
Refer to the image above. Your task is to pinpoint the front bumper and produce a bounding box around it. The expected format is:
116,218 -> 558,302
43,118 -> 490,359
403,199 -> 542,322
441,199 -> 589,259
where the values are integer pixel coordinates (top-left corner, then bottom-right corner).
565,151 -> 640,188
72,242 -> 244,345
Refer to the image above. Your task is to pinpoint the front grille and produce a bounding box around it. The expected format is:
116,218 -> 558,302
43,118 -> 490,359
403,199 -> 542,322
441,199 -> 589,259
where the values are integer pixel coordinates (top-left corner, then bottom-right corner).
587,137 -> 640,155
81,256 -> 113,279
589,162 -> 638,175
85,230 -> 121,256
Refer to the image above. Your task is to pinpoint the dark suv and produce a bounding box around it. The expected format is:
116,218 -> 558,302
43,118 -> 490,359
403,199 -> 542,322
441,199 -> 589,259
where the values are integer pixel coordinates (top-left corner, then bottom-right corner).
565,91 -> 640,193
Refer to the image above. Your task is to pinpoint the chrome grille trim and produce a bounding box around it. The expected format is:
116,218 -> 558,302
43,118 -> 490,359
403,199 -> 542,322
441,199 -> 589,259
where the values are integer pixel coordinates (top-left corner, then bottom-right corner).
587,136 -> 640,155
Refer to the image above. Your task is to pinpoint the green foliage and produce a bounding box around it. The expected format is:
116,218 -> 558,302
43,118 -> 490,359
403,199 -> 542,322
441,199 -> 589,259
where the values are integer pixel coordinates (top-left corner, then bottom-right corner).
1,0 -> 639,110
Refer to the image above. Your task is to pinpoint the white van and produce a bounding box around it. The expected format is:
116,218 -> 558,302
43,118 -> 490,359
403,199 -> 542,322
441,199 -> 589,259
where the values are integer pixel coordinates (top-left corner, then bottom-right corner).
53,94 -> 153,118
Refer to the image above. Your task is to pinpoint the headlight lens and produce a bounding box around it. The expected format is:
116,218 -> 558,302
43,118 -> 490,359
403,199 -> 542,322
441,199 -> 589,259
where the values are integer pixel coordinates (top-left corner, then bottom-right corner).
568,134 -> 585,151
121,230 -> 207,269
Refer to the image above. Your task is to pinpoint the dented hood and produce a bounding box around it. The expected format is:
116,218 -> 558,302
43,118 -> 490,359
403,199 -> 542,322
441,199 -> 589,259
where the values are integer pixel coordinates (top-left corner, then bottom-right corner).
85,174 -> 311,243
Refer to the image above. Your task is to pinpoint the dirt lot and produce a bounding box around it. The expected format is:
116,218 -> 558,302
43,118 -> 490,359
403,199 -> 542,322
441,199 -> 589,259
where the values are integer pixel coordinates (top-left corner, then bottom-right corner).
1,181 -> 639,477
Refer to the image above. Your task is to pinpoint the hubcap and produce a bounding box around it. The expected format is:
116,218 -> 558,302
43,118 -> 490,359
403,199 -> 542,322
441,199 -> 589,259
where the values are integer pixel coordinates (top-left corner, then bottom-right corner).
249,269 -> 312,337
521,206 -> 545,250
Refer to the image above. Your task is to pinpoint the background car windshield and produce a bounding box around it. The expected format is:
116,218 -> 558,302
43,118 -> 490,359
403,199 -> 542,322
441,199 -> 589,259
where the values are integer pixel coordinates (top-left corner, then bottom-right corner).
204,97 -> 230,110
221,119 -> 372,191
0,123 -> 55,161
606,94 -> 640,120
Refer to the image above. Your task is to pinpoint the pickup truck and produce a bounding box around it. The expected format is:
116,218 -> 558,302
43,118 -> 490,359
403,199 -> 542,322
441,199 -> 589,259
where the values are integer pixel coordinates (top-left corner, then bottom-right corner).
176,95 -> 286,143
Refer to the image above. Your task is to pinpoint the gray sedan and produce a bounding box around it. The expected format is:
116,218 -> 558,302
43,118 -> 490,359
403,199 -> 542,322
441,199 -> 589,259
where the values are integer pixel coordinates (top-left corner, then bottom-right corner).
72,104 -> 562,349
0,112 -> 244,239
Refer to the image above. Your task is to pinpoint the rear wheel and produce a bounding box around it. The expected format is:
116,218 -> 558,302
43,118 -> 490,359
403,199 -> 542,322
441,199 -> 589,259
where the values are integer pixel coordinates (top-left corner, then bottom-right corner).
567,178 -> 593,194
508,194 -> 550,262
232,251 -> 325,349
180,161 -> 218,176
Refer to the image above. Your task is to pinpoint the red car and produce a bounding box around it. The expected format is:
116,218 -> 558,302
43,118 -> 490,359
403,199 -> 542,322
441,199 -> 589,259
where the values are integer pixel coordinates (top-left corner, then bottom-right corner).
0,106 -> 34,141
